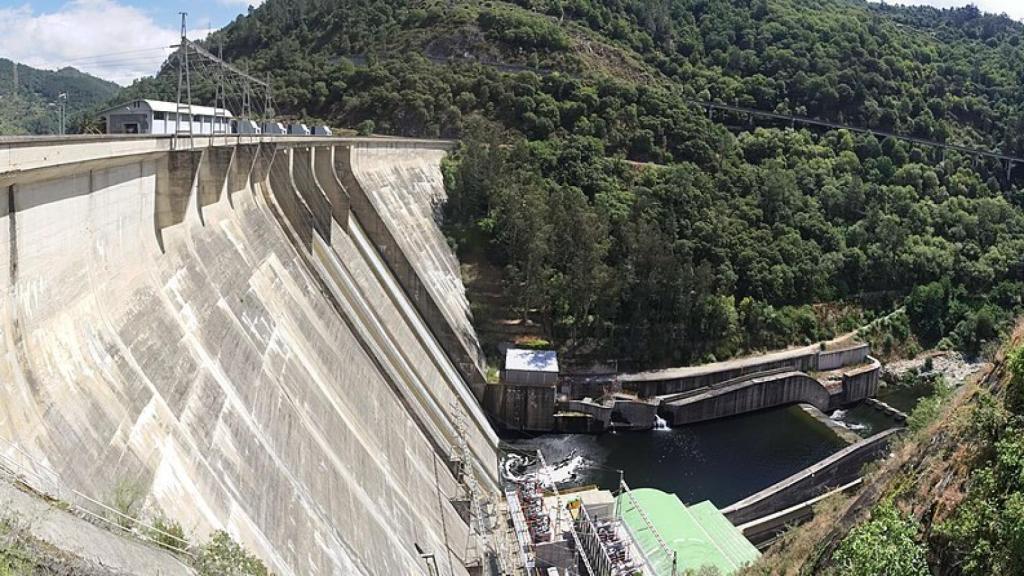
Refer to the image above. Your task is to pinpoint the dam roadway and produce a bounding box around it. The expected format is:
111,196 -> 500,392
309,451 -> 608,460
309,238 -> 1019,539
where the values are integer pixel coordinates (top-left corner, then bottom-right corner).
0,135 -> 499,575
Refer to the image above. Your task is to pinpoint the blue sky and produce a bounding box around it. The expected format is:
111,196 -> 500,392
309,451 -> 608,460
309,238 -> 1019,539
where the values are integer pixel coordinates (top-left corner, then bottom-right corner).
0,0 -> 1019,86
0,0 -> 259,84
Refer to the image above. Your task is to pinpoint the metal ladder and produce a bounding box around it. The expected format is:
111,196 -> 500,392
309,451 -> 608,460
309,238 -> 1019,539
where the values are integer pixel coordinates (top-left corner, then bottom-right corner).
453,405 -> 515,575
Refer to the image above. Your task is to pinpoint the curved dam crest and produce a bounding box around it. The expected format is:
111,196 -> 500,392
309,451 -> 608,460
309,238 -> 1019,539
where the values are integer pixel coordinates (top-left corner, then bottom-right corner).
0,137 -> 497,576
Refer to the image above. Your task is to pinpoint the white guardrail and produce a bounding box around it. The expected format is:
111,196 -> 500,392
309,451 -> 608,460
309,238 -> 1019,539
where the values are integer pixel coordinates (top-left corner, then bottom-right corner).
0,434 -> 195,559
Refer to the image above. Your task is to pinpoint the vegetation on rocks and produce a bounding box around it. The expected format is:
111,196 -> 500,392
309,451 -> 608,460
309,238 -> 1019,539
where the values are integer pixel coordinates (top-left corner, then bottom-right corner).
832,500 -> 930,576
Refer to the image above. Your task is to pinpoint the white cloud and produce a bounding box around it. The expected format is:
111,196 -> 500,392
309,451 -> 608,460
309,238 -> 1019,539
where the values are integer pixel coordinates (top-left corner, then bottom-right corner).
889,1 -> 1024,21
0,0 -> 187,85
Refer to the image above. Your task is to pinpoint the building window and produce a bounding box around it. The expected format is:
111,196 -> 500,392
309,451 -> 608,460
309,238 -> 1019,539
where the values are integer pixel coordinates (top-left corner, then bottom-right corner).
154,112 -> 166,120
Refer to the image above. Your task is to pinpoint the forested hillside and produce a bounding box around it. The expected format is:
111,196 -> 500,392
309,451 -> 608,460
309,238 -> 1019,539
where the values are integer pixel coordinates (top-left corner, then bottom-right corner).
124,0 -> 1024,368
0,59 -> 119,135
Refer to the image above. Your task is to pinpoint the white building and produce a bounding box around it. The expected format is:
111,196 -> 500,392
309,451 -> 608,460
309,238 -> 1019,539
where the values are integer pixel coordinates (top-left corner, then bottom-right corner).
502,348 -> 560,387
100,99 -> 235,136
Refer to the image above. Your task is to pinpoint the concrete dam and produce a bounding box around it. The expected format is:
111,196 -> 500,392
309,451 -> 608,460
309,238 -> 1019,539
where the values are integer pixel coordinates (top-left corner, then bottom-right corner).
0,135 -> 500,575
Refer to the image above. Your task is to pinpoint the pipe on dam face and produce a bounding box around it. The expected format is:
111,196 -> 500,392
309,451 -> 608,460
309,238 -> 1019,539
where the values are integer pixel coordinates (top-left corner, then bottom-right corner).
0,138 -> 496,576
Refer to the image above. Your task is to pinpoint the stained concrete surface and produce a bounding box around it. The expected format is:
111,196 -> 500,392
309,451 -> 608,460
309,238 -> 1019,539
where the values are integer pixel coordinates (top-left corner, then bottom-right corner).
0,139 -> 498,576
345,144 -> 488,398
0,480 -> 193,575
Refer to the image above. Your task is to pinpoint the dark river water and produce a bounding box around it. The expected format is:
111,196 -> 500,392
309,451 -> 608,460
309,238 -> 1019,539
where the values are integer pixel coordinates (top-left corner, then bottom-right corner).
505,405 -> 848,508
837,378 -> 935,437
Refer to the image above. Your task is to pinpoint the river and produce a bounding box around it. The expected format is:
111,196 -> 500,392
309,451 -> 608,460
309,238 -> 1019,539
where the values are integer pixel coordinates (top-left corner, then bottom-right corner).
504,405 -> 848,508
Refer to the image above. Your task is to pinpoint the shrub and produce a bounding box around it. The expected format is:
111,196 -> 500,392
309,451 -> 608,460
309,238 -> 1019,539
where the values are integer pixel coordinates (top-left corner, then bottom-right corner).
1006,347 -> 1024,415
196,531 -> 270,576
355,119 -> 375,136
110,479 -> 145,529
149,516 -> 189,553
906,378 -> 951,433
833,501 -> 929,576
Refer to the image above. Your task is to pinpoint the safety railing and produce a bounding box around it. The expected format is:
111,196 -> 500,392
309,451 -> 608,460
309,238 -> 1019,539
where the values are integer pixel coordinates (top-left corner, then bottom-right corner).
0,434 -> 194,559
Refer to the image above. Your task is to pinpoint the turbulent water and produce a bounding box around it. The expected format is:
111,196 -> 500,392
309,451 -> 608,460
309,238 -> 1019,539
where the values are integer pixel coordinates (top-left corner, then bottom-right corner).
506,405 -> 847,507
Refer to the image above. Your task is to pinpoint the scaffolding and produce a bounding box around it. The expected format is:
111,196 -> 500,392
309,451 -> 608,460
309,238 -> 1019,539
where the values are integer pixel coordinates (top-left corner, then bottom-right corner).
453,403 -> 514,576
576,504 -> 644,576
535,450 -> 596,576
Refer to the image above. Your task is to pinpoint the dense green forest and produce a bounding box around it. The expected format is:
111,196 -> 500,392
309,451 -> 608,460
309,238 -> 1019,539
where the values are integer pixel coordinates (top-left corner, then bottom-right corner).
122,0 -> 1024,368
0,59 -> 119,135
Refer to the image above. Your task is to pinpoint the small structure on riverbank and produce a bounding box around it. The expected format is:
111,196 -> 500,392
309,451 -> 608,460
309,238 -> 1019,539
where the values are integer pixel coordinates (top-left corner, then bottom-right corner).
503,348 -> 560,386
485,348 -> 560,432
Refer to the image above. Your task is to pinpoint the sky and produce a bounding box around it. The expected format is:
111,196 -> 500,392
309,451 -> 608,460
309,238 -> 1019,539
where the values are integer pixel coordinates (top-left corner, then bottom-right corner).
891,0 -> 1024,20
0,0 -> 261,84
0,0 -> 1020,86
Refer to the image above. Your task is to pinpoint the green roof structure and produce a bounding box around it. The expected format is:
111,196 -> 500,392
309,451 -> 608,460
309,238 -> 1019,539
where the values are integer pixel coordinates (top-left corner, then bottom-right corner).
616,488 -> 760,575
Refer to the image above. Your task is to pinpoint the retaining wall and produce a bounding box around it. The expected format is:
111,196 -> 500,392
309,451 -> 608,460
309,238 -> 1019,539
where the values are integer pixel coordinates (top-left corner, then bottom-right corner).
662,372 -> 832,425
817,343 -> 870,371
622,346 -> 820,397
484,384 -> 556,432
622,343 -> 873,398
721,429 -> 899,525
832,356 -> 882,407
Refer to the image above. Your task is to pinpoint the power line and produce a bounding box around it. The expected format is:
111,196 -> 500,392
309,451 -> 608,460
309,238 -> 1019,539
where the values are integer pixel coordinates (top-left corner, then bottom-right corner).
62,47 -> 171,63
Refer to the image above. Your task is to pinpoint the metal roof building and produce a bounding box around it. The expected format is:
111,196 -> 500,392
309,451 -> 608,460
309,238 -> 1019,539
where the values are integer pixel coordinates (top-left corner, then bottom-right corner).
503,348 -> 559,387
99,99 -> 234,135
617,488 -> 760,575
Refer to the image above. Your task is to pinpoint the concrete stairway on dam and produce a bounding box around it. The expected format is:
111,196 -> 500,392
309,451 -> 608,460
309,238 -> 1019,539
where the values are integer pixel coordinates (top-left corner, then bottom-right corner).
0,136 -> 502,576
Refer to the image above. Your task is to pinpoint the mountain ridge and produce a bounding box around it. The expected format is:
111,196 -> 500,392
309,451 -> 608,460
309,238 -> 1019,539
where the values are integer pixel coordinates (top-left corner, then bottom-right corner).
0,58 -> 120,135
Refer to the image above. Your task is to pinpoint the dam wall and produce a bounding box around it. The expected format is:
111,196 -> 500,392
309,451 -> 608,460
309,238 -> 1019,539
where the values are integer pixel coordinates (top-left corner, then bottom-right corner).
339,144 -> 488,398
0,136 -> 499,576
